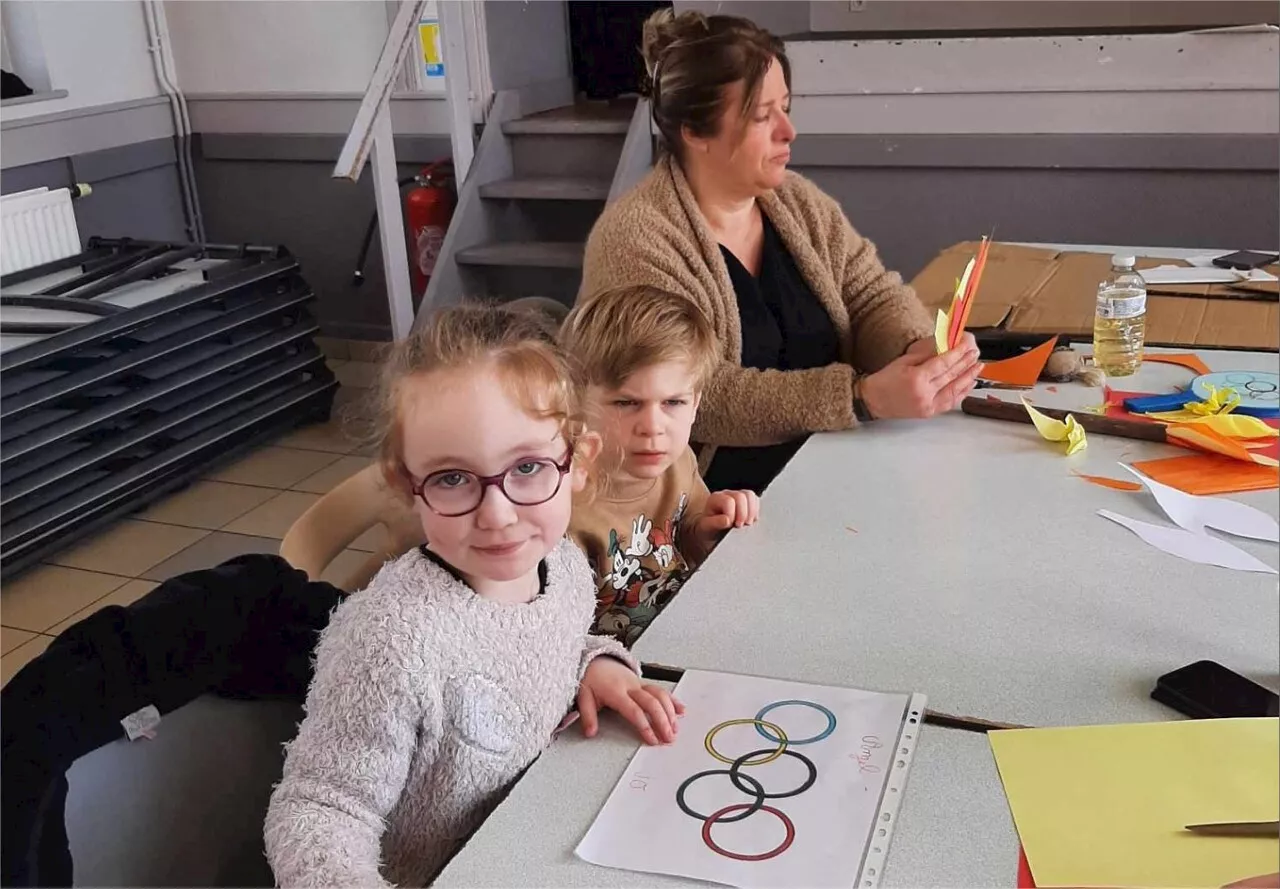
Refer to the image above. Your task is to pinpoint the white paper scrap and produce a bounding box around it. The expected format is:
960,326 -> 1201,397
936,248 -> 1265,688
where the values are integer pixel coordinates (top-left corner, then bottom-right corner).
1121,464 -> 1280,543
1138,266 -> 1277,285
1098,510 -> 1278,574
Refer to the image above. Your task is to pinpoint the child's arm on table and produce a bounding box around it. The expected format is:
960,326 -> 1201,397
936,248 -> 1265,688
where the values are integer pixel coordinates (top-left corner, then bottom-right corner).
578,645 -> 685,746
264,594 -> 429,888
678,454 -> 761,564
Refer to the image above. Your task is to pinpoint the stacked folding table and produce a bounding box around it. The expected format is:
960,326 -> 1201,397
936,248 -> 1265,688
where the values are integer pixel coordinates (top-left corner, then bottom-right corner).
0,238 -> 336,578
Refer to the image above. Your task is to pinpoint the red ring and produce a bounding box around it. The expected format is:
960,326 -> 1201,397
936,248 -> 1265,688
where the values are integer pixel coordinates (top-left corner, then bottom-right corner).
700,803 -> 796,861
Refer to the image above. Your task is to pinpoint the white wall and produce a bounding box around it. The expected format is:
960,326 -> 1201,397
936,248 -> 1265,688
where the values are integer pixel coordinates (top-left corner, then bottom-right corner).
1,1 -> 162,121
785,29 -> 1280,134
165,0 -> 391,94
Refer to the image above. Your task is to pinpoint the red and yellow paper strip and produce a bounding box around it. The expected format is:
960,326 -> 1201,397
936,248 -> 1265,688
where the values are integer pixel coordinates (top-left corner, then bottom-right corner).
935,236 -> 991,354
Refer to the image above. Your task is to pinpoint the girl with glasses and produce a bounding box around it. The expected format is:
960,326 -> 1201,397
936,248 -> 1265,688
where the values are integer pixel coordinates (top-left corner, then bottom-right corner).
265,304 -> 681,888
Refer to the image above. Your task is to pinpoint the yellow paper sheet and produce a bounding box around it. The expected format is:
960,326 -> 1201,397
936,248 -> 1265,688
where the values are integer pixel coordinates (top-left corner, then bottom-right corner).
1021,397 -> 1087,455
934,308 -> 951,354
989,718 -> 1279,889
1145,411 -> 1280,439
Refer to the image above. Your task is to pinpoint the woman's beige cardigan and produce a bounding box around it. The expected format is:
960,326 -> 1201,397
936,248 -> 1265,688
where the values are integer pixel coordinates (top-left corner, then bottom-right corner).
579,157 -> 934,467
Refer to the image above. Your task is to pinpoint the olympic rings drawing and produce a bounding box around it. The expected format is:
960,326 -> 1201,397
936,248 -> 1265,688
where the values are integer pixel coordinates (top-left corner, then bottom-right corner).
677,700 -> 837,862
754,700 -> 838,745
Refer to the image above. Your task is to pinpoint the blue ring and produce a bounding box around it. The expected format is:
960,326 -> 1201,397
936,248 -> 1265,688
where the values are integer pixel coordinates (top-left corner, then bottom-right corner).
753,700 -> 837,745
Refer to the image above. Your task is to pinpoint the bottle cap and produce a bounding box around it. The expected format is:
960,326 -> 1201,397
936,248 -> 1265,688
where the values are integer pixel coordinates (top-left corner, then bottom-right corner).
1112,254 -> 1136,268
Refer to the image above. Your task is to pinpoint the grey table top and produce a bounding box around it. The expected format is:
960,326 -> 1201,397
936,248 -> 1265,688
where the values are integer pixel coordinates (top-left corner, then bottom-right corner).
437,347 -> 1279,888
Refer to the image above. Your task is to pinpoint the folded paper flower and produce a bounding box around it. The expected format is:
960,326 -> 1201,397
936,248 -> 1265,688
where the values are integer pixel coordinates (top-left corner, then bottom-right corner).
1022,397 -> 1088,456
1184,384 -> 1240,417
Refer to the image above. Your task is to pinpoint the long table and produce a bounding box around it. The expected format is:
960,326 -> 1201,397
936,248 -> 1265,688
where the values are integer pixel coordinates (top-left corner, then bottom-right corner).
436,346 -> 1279,887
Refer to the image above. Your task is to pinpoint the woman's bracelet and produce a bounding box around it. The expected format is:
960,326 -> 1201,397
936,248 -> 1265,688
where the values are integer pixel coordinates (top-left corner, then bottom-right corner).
852,376 -> 876,423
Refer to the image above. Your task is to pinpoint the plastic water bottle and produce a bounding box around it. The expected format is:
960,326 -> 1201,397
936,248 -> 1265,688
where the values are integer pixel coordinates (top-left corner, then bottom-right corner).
1093,255 -> 1147,377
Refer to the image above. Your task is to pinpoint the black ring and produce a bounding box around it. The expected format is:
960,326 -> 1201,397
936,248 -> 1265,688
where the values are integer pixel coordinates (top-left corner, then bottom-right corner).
728,748 -> 817,800
676,769 -> 766,823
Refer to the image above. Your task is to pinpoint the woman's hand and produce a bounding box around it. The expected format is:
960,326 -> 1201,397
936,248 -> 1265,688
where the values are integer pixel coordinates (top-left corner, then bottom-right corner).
578,657 -> 685,745
860,333 -> 982,419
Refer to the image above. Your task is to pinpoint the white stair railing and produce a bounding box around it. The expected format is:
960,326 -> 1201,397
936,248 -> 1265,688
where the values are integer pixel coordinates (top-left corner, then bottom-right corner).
333,0 -> 428,340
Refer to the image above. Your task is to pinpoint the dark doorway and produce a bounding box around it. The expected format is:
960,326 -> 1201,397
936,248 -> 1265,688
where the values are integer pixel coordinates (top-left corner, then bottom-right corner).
568,1 -> 672,101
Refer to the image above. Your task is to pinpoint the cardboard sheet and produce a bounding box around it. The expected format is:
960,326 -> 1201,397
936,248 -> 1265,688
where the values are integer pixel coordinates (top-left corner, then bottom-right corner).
910,244 -> 1280,350
989,718 -> 1280,889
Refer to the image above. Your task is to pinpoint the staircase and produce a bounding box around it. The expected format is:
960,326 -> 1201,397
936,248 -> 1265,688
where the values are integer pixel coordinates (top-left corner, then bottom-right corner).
453,100 -> 632,305
420,93 -> 653,320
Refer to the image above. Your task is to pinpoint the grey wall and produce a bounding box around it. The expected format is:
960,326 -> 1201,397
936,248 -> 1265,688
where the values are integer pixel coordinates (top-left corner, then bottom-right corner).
484,0 -> 573,92
0,137 -> 188,245
193,133 -> 452,341
788,134 -> 1279,280
676,1 -> 1278,37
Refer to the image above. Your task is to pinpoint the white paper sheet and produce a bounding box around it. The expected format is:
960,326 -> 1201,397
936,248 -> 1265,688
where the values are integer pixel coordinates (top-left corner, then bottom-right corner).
1138,265 -> 1278,285
575,670 -> 923,889
1121,464 -> 1280,543
1098,509 -> 1278,574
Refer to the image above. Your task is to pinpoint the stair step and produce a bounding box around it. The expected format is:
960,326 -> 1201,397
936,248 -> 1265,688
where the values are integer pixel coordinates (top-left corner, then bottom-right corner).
502,117 -> 630,136
479,177 -> 610,202
455,241 -> 584,270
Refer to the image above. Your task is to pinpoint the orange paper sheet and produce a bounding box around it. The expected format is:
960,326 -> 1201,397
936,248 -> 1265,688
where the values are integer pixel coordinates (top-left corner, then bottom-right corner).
1132,454 -> 1280,496
1142,353 -> 1212,376
1072,471 -> 1143,492
979,336 -> 1059,388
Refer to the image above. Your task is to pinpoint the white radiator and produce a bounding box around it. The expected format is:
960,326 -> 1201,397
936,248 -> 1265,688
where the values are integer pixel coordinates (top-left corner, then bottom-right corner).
0,187 -> 82,276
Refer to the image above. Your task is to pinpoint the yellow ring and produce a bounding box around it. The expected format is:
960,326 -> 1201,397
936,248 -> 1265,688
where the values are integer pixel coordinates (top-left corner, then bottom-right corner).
704,719 -> 788,766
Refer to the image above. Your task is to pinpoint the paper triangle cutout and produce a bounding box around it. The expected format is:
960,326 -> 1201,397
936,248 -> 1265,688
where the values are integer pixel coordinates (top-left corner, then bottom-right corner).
979,336 -> 1060,388
1142,353 -> 1212,376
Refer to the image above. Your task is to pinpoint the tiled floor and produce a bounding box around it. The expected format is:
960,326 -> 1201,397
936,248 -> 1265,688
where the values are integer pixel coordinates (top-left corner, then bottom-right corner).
0,343 -> 384,687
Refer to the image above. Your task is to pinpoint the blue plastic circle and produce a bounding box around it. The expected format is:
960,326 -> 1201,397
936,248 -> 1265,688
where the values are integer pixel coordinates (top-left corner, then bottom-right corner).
1191,371 -> 1279,418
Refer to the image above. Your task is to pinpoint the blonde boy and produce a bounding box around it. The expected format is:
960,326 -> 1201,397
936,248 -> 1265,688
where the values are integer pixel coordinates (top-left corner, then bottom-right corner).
561,286 -> 760,646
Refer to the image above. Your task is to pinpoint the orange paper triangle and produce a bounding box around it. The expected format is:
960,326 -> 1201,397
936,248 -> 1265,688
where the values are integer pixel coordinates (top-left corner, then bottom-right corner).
1072,471 -> 1143,492
1142,353 -> 1212,376
979,336 -> 1060,388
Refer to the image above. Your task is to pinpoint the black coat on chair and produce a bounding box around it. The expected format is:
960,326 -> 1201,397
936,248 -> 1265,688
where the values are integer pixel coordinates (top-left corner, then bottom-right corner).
1,554 -> 345,887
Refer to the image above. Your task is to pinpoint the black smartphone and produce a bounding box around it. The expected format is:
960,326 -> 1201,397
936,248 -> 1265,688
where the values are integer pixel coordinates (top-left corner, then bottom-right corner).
1152,660 -> 1279,719
1212,250 -> 1280,270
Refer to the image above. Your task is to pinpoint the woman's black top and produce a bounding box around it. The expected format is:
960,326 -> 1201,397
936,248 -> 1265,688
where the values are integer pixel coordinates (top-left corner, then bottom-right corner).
703,215 -> 841,494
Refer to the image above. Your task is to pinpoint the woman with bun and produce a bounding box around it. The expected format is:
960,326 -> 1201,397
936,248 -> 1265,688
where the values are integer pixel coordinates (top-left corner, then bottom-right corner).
579,9 -> 983,494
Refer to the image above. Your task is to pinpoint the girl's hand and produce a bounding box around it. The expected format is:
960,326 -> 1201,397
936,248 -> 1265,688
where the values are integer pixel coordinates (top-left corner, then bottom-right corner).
578,657 -> 685,745
861,334 -> 982,419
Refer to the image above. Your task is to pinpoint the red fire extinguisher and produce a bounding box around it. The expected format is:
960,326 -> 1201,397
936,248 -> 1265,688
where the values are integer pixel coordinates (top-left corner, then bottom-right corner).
403,161 -> 454,296
352,160 -> 455,299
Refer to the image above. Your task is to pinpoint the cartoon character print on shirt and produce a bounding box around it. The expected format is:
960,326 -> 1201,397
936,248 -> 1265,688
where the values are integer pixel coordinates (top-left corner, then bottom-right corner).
596,494 -> 691,647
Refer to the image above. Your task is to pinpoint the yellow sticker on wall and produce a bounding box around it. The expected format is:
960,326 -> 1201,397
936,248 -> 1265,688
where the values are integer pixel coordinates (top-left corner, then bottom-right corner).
420,21 -> 443,77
